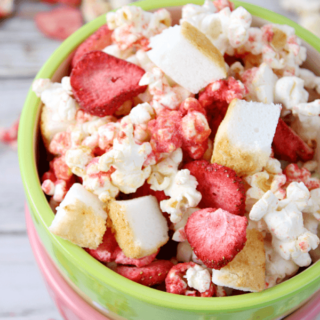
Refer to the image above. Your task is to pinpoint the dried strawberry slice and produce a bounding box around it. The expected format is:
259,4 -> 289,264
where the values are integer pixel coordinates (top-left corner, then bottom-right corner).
116,260 -> 173,287
165,262 -> 215,297
185,208 -> 247,269
72,25 -> 113,68
272,118 -> 314,162
114,247 -> 159,268
71,51 -> 147,117
86,228 -> 118,263
184,160 -> 246,216
35,6 -> 83,41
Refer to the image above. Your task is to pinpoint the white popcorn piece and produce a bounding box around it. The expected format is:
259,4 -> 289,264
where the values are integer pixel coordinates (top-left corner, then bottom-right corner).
279,182 -> 310,211
147,22 -> 226,94
212,99 -> 281,177
106,6 -> 171,51
33,77 -> 78,147
298,68 -> 320,94
274,77 -> 309,113
172,208 -> 198,242
244,63 -> 278,104
242,27 -> 263,55
160,169 -> 202,223
177,241 -> 193,262
49,184 -> 107,249
99,125 -> 152,193
126,49 -> 156,72
128,102 -> 155,125
65,146 -> 93,177
103,44 -> 134,60
264,240 -> 299,288
107,195 -> 169,259
83,158 -> 119,202
184,264 -> 211,293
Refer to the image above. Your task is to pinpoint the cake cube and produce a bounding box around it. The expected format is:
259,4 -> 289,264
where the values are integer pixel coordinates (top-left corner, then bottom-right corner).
107,195 -> 169,259
211,229 -> 266,292
211,99 -> 281,176
49,183 -> 108,249
147,21 -> 227,94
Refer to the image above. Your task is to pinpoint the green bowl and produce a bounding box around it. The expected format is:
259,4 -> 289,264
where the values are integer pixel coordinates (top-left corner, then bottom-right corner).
18,1 -> 320,319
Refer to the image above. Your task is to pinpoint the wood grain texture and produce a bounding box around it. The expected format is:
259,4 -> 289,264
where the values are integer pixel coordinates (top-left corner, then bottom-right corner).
0,1 -> 319,320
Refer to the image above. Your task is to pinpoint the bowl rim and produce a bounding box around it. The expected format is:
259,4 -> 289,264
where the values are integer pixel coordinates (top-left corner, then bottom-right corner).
18,0 -> 320,313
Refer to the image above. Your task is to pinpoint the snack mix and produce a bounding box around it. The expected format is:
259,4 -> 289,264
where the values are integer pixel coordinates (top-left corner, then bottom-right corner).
34,0 -> 320,296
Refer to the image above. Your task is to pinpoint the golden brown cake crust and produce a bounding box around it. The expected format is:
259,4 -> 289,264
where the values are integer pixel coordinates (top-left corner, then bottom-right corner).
211,99 -> 269,176
181,21 -> 226,74
218,229 -> 266,292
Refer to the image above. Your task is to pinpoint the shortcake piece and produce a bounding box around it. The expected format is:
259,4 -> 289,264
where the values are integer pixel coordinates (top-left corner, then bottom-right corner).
49,183 -> 107,249
107,195 -> 169,259
147,21 -> 226,94
211,99 -> 281,176
211,229 -> 266,292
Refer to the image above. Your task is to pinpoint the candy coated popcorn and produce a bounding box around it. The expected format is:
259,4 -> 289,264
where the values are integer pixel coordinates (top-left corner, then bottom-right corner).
99,125 -> 152,193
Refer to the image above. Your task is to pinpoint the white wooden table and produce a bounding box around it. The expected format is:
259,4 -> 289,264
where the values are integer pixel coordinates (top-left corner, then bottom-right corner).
0,1 -> 317,320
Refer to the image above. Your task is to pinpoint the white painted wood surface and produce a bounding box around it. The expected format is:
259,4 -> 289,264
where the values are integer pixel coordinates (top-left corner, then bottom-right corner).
0,1 -> 319,320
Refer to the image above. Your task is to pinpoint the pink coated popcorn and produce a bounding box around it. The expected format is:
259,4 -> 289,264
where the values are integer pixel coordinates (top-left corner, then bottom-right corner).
165,262 -> 216,297
0,119 -> 19,148
51,156 -> 73,181
213,0 -> 234,12
148,110 -> 183,154
48,132 -> 71,155
180,98 -> 206,116
284,164 -> 320,191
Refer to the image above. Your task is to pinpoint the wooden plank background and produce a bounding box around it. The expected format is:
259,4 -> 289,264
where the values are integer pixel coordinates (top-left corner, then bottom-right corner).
0,1 -> 313,320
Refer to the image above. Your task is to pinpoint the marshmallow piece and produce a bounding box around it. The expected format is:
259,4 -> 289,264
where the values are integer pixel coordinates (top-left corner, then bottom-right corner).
147,21 -> 226,94
49,183 -> 107,249
211,99 -> 281,176
211,229 -> 266,292
184,264 -> 211,293
107,195 -> 169,259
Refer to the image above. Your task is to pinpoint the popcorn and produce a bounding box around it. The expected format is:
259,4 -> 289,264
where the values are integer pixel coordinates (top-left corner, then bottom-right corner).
249,183 -> 320,266
184,264 -> 211,293
65,146 -> 93,177
274,77 -> 309,114
33,77 -> 79,146
298,68 -> 320,94
106,6 -> 171,51
99,124 -> 152,193
49,183 -> 108,249
172,208 -> 198,242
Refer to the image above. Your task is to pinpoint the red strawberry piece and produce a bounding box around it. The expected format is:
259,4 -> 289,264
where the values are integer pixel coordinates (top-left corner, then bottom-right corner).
35,6 -> 82,41
165,262 -> 215,297
72,25 -> 113,68
148,110 -> 183,154
115,260 -> 173,287
272,118 -> 314,162
133,182 -> 169,203
284,163 -> 320,190
70,51 -> 147,117
114,247 -> 159,268
185,208 -> 247,269
184,160 -> 246,216
86,228 -> 119,262
198,77 -> 246,137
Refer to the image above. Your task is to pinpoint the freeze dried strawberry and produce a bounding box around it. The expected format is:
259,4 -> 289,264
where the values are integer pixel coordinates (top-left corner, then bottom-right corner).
86,228 -> 118,262
35,6 -> 83,41
72,25 -> 113,68
165,262 -> 215,297
71,51 -> 147,117
198,78 -> 246,137
185,208 -> 247,269
272,119 -> 314,162
148,110 -> 183,154
115,260 -> 173,286
114,248 -> 159,268
133,182 -> 169,203
184,160 -> 246,216
284,163 -> 320,190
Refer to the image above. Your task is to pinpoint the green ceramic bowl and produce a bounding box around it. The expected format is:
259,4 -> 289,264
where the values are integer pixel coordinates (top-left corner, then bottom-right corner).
19,1 -> 320,319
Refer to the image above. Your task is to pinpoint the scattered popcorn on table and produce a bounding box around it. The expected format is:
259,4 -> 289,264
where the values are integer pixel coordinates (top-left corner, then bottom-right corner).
37,0 -> 320,295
